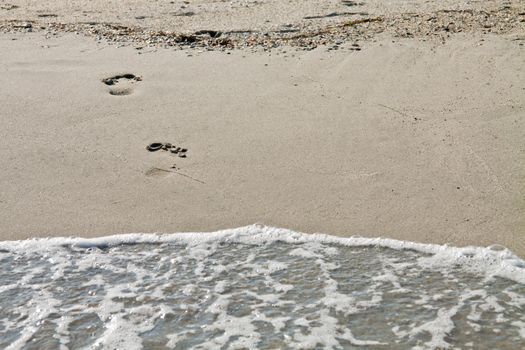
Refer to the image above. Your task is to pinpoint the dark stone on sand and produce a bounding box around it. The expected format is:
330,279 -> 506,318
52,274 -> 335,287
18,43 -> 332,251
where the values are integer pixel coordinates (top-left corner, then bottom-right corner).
194,30 -> 222,38
14,22 -> 32,29
171,11 -> 194,17
341,0 -> 364,6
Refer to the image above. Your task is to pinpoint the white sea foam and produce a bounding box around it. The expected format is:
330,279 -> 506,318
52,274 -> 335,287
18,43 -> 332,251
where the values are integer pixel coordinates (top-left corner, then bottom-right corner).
0,225 -> 524,349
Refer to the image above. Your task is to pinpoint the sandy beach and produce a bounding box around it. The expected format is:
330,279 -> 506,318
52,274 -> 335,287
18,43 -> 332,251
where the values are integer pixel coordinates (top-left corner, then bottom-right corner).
0,0 -> 524,255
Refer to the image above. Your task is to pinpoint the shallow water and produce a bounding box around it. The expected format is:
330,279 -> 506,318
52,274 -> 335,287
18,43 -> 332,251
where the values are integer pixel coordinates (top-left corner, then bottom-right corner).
1,226 -> 524,349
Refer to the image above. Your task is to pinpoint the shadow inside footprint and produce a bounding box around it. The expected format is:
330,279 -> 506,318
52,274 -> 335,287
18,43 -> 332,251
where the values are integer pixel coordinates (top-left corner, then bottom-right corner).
109,88 -> 133,96
102,73 -> 141,96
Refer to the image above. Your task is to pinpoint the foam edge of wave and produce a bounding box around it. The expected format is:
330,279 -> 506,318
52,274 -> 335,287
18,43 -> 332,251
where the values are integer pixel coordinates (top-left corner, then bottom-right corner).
0,224 -> 524,283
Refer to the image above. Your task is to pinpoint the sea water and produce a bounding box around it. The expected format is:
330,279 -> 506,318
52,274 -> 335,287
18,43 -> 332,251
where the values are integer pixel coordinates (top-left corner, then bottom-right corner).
0,225 -> 524,349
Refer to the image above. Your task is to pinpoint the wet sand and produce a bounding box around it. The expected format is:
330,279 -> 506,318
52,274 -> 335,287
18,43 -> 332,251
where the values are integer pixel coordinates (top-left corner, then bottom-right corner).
0,0 -> 524,255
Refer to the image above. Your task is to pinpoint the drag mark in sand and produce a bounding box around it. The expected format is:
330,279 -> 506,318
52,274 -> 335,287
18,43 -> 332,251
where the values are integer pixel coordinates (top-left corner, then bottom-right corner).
145,167 -> 205,184
378,103 -> 411,119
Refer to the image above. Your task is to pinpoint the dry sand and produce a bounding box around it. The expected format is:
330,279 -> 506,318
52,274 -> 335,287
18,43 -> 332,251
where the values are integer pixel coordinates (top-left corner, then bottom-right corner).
0,0 -> 524,255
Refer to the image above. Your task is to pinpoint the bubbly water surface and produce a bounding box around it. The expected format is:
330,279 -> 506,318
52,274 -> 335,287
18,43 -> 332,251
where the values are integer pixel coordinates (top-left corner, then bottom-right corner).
1,226 -> 524,349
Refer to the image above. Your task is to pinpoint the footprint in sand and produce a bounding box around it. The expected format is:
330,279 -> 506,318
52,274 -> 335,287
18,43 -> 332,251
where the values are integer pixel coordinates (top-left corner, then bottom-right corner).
143,144 -> 204,183
146,142 -> 188,158
102,73 -> 142,96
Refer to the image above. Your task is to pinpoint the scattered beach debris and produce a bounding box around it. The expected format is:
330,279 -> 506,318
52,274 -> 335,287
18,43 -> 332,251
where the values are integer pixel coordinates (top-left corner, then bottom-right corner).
0,6 -> 523,51
341,1 -> 365,6
0,4 -> 19,11
343,17 -> 383,27
304,12 -> 368,20
37,14 -> 58,18
194,29 -> 222,38
146,142 -> 188,158
12,22 -> 32,29
171,11 -> 195,17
